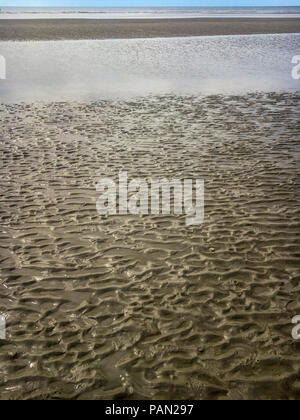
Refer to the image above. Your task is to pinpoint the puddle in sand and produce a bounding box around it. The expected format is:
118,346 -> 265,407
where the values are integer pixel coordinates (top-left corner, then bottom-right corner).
0,34 -> 300,102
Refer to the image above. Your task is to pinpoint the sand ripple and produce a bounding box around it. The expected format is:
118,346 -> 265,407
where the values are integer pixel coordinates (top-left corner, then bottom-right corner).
0,93 -> 300,400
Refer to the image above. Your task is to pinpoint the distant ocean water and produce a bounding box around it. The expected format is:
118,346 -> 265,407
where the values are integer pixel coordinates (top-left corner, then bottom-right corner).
1,6 -> 300,19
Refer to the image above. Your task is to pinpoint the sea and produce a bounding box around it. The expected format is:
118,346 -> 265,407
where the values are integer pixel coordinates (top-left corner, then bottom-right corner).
1,6 -> 300,19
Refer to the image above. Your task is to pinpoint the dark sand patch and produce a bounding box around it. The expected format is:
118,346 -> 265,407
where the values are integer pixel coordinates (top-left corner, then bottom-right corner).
0,18 -> 300,41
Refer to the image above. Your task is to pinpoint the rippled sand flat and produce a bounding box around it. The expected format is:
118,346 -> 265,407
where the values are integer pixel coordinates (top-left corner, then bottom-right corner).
0,93 -> 300,400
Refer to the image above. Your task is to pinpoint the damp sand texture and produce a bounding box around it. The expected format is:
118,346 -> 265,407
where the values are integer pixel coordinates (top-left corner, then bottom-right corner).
0,17 -> 300,41
0,93 -> 300,400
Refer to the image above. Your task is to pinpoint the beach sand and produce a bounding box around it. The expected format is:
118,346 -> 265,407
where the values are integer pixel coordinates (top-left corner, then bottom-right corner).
0,93 -> 300,399
0,14 -> 300,400
0,17 -> 300,41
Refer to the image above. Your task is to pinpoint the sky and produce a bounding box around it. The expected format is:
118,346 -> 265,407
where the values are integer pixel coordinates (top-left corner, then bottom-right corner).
1,0 -> 300,7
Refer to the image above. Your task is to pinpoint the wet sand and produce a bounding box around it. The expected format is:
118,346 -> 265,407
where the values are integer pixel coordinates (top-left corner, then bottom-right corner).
0,93 -> 299,400
0,17 -> 300,41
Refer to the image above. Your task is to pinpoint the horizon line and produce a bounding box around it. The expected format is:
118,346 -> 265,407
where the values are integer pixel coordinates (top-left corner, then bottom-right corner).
1,4 -> 300,7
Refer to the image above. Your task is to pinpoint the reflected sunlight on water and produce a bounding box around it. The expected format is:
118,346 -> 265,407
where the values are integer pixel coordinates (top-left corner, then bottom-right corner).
0,34 -> 299,103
